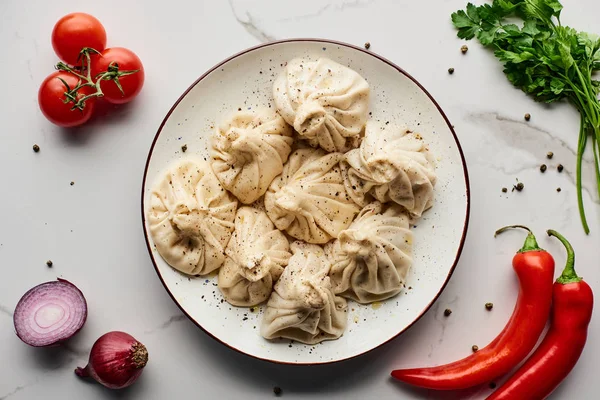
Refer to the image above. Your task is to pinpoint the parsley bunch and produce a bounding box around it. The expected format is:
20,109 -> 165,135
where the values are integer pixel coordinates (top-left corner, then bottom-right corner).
452,0 -> 600,233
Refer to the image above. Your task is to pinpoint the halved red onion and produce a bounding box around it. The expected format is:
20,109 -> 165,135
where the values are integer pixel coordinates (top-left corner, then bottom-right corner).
13,278 -> 87,347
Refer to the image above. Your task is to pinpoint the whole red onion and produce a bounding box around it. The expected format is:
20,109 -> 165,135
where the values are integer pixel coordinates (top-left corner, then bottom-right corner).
75,331 -> 148,389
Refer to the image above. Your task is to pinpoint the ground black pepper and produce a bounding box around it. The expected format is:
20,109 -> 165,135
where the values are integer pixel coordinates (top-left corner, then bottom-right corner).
448,67 -> 455,74
557,187 -> 562,192
502,187 -> 508,193
70,181 -> 75,186
547,151 -> 554,159
46,260 -> 53,267
490,382 -> 497,389
485,302 -> 493,311
540,164 -> 547,173
444,308 -> 452,317
461,44 -> 468,53
33,144 -> 40,152
514,182 -> 524,191
524,113 -> 531,121
472,345 -> 479,352
364,42 -> 371,49
557,164 -> 564,172
273,387 -> 282,396
182,144 -> 188,153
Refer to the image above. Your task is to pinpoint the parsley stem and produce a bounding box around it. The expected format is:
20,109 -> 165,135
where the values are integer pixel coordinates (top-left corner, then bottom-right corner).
576,114 -> 590,234
593,133 -> 600,200
452,0 -> 600,233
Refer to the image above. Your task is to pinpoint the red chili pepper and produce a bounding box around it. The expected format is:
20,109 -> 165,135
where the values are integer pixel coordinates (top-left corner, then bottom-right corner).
487,230 -> 594,400
391,225 -> 555,390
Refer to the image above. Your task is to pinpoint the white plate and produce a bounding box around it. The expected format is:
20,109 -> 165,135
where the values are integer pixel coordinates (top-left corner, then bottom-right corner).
141,39 -> 470,365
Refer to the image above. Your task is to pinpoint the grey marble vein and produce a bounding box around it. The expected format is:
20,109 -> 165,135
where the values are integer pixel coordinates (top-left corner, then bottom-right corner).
0,304 -> 13,318
0,380 -> 38,400
337,0 -> 377,11
280,4 -> 331,22
0,385 -> 26,400
279,0 -> 377,22
145,314 -> 187,334
228,0 -> 276,43
427,295 -> 459,358
468,111 -> 599,203
26,59 -> 33,81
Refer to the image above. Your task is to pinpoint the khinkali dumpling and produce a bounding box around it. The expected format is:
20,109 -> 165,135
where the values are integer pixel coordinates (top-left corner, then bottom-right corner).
261,242 -> 347,344
218,207 -> 292,307
326,201 -> 412,304
265,148 -> 360,244
148,159 -> 238,276
341,121 -> 437,217
210,108 -> 294,204
273,57 -> 370,152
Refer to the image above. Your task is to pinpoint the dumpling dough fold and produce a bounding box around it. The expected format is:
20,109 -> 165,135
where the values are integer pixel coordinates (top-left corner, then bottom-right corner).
148,159 -> 238,276
265,148 -> 360,244
273,57 -> 370,152
218,207 -> 292,307
261,242 -> 347,344
326,202 -> 412,303
341,121 -> 437,216
211,108 -> 294,204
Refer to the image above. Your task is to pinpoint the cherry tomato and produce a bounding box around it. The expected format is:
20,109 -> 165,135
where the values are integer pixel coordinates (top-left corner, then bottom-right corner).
52,13 -> 107,66
91,47 -> 145,104
38,71 -> 96,127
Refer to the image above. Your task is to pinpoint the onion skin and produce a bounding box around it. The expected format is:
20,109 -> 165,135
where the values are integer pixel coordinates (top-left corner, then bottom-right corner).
75,331 -> 148,389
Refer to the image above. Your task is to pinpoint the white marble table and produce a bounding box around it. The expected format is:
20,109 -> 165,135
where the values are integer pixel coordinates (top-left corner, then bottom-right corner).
1,0 -> 598,399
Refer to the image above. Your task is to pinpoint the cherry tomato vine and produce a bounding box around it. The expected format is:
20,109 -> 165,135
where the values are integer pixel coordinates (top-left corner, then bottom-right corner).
55,47 -> 140,111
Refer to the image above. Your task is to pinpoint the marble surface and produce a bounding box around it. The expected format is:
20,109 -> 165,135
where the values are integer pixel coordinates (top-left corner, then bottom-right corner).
0,0 -> 598,399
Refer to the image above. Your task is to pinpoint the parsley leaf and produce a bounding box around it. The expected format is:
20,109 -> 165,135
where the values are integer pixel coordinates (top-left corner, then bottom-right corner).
452,0 -> 600,234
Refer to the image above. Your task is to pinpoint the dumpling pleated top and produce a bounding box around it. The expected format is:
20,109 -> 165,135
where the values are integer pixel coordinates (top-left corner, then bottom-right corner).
261,242 -> 348,344
210,108 -> 294,204
273,57 -> 370,153
218,207 -> 292,307
265,148 -> 360,244
148,159 -> 238,276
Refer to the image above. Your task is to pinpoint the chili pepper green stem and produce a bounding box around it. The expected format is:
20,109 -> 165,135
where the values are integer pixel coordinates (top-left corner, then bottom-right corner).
495,225 -> 541,252
547,230 -> 581,284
